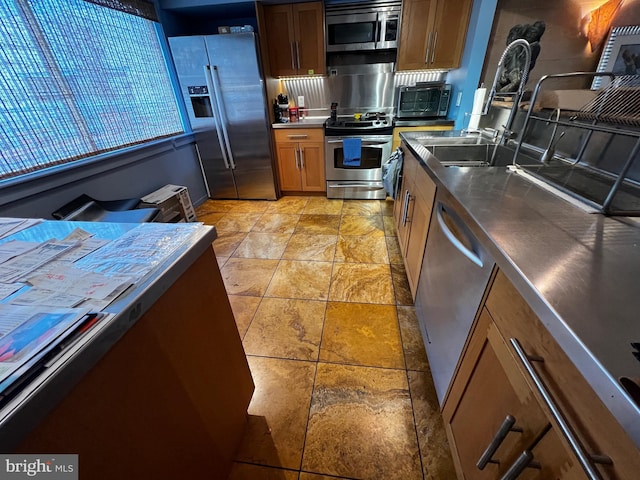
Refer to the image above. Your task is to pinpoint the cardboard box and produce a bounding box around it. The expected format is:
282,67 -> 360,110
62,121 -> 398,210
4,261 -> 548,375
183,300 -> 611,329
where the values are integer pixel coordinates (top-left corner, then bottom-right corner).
140,185 -> 197,223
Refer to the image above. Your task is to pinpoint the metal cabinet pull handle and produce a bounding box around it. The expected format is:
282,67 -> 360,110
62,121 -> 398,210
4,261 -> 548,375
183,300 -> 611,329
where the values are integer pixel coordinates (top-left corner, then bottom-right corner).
425,31 -> 433,64
287,134 -> 308,139
477,415 -> 523,470
436,202 -> 483,268
295,41 -> 301,70
510,338 -> 612,479
401,190 -> 410,226
290,42 -> 296,70
299,146 -> 304,169
431,31 -> 438,63
294,148 -> 300,170
500,450 -> 536,480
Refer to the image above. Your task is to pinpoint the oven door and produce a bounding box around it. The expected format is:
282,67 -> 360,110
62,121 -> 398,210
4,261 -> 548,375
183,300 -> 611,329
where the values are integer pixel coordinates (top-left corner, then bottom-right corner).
325,135 -> 392,199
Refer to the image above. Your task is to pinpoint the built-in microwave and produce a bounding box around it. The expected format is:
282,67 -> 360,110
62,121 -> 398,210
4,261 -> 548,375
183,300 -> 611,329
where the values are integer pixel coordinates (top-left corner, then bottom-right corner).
325,0 -> 401,53
396,83 -> 452,119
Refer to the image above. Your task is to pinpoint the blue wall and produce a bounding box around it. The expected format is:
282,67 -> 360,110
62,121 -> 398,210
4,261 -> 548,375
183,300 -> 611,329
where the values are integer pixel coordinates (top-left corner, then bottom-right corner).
447,0 -> 499,130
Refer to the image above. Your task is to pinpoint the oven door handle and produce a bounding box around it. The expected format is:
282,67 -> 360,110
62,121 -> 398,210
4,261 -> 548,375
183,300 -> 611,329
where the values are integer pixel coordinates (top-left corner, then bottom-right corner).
326,140 -> 389,146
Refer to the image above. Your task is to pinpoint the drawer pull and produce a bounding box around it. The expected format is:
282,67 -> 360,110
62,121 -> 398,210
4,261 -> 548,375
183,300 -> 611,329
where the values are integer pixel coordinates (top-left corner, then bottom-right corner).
510,338 -> 612,479
477,415 -> 523,470
501,450 -> 539,480
287,134 -> 309,139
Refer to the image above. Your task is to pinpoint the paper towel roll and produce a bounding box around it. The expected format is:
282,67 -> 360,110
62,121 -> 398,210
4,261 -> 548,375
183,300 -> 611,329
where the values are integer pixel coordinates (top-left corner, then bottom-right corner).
467,87 -> 486,132
472,87 -> 486,116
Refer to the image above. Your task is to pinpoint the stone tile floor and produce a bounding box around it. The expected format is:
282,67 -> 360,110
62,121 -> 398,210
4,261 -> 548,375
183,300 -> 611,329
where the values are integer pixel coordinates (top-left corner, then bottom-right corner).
196,197 -> 456,480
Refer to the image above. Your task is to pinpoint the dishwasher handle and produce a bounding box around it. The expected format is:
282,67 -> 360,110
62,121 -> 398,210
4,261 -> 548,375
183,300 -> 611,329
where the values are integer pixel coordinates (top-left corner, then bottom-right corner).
436,202 -> 484,268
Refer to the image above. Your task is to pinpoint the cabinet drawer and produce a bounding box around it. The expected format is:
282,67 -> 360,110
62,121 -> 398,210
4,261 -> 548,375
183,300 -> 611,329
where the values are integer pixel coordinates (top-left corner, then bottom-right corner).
485,270 -> 640,479
274,128 -> 323,143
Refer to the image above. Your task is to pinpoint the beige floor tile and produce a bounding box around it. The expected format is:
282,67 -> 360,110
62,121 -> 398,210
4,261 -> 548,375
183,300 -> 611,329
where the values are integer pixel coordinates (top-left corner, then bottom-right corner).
339,215 -> 385,237
303,197 -> 344,215
216,255 -> 228,269
252,214 -> 300,234
228,295 -> 262,339
266,197 -> 309,214
282,234 -> 337,262
295,214 -> 341,235
397,306 -> 429,372
213,232 -> 247,257
381,198 -> 395,216
408,370 -> 457,480
383,215 -> 397,236
302,363 -> 422,479
266,260 -> 333,300
227,463 -> 299,480
243,298 -> 326,361
229,200 -> 272,213
386,235 -> 404,264
221,258 -> 279,296
329,263 -> 395,304
320,302 -> 404,369
392,263 -> 413,306
236,357 -> 316,470
233,232 -> 291,259
215,213 -> 263,233
341,200 -> 382,216
195,199 -> 237,214
196,211 -> 225,225
335,235 -> 389,264
299,473 -> 353,480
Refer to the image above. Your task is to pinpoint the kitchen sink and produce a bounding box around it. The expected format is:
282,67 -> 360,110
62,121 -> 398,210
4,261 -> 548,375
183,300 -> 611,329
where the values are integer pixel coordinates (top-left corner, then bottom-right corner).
424,143 -> 537,167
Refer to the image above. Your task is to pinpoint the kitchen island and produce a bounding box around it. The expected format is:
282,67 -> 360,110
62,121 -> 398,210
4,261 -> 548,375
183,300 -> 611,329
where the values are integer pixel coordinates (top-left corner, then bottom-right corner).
0,221 -> 253,479
400,132 -> 640,478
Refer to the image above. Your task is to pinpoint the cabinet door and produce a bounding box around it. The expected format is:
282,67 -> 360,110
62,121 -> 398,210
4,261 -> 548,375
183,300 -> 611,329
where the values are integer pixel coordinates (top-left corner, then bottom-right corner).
275,143 -> 302,191
397,0 -> 437,71
430,0 -> 473,69
403,167 -> 436,298
263,4 -> 296,77
446,309 -> 550,479
300,142 -> 325,192
293,2 -> 324,75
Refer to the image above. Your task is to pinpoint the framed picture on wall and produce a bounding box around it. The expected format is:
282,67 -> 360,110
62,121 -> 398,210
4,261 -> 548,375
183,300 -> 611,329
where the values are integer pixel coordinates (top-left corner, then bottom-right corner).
592,25 -> 640,89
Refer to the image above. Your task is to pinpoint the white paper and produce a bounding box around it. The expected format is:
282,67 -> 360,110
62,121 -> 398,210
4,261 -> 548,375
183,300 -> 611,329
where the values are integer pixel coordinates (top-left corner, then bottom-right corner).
0,218 -> 42,240
0,240 -> 79,284
0,240 -> 39,264
0,283 -> 25,302
27,266 -> 132,300
8,288 -> 85,308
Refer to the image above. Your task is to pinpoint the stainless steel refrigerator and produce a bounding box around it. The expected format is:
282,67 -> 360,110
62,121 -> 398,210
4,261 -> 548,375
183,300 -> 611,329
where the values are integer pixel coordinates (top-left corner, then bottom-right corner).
168,33 -> 277,200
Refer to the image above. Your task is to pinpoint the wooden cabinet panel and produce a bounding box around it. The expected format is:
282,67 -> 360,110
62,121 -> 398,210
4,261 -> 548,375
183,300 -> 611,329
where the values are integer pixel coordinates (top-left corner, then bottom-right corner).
300,143 -> 325,191
293,2 -> 324,75
397,0 -> 472,71
394,147 -> 436,299
263,4 -> 296,77
276,142 -> 303,191
263,2 -> 324,77
273,128 -> 325,193
398,0 -> 437,71
484,271 -> 640,480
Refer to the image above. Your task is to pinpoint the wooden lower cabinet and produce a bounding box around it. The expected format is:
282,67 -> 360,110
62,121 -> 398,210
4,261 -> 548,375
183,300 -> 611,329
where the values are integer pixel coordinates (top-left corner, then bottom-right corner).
274,128 -> 325,193
394,145 -> 437,299
443,269 -> 640,479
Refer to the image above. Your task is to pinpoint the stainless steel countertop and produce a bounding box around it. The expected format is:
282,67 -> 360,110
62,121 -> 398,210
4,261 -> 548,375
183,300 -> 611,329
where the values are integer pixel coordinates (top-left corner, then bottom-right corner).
272,116 -> 327,129
0,221 -> 217,450
401,132 -> 640,448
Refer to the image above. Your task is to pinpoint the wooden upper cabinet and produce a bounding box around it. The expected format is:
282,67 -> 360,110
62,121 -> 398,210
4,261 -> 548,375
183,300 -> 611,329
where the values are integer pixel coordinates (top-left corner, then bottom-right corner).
263,1 -> 325,77
398,0 -> 473,71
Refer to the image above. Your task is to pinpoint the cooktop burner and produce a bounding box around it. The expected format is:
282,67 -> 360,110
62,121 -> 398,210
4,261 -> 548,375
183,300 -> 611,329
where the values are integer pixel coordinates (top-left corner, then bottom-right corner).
325,112 -> 394,135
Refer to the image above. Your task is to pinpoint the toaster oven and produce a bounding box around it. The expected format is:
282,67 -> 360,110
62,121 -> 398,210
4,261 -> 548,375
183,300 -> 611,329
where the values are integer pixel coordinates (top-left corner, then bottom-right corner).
396,83 -> 452,119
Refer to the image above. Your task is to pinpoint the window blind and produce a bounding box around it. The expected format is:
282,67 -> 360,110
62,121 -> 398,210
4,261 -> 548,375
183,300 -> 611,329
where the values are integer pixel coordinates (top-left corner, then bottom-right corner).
0,0 -> 182,180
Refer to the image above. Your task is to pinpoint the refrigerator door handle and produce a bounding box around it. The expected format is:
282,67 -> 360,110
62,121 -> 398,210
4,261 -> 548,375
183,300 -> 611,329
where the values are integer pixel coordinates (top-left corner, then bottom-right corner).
210,65 -> 236,169
203,65 -> 231,169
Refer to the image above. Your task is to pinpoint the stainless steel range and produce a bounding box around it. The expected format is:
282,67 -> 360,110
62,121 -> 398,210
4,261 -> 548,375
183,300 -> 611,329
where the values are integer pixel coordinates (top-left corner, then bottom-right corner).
325,112 -> 394,199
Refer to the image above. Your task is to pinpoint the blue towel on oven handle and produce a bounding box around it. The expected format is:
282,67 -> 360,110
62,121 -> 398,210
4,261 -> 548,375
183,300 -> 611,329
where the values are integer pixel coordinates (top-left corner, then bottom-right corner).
342,138 -> 362,166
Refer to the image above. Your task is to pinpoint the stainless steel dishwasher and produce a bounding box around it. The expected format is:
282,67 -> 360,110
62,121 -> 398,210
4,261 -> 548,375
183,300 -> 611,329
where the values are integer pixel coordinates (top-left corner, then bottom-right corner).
415,188 -> 495,405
